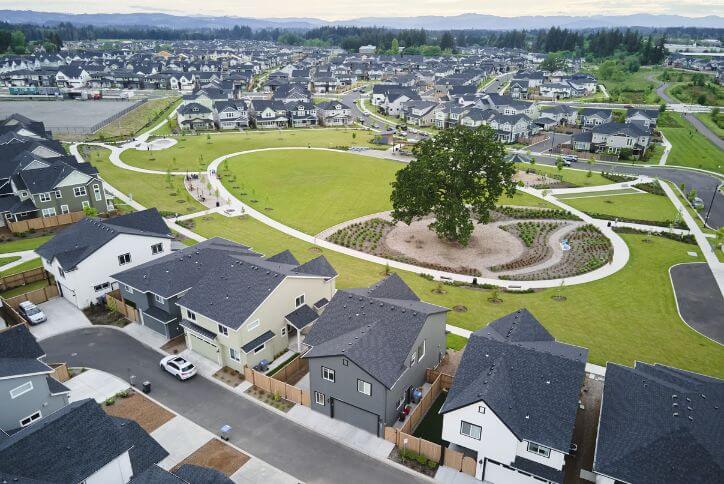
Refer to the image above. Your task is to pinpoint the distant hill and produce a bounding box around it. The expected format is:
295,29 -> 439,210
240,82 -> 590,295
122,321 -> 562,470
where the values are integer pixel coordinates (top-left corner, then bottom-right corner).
1,10 -> 722,31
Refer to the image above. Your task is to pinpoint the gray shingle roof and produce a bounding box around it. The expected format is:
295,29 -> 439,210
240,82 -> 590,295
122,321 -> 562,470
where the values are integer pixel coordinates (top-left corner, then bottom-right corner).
285,304 -> 319,330
179,319 -> 216,340
45,376 -> 70,395
0,325 -> 51,378
130,465 -> 184,483
174,464 -> 233,483
440,309 -> 587,453
594,362 -> 723,484
514,455 -> 564,483
112,417 -> 168,476
241,330 -> 275,353
265,249 -> 299,266
303,275 -> 447,388
36,209 -> 171,270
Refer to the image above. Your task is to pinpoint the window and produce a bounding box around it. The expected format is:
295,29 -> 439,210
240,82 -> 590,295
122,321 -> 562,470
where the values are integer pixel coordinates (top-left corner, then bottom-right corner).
315,391 -> 325,406
58,267 -> 65,278
93,184 -> 102,201
73,186 -> 87,197
410,351 -> 417,367
55,190 -> 62,199
229,347 -> 240,362
460,421 -> 482,440
186,309 -> 196,321
417,340 -> 425,362
478,406 -> 486,414
322,366 -> 335,382
118,253 -> 131,265
60,205 -> 69,214
281,326 -> 287,336
82,201 -> 90,209
247,319 -> 260,332
10,381 -> 34,399
527,442 -> 551,458
357,379 -> 371,396
39,192 -> 51,202
41,208 -> 56,217
151,243 -> 164,255
20,411 -> 42,427
155,294 -> 165,304
342,358 -> 348,366
94,282 -> 110,292
295,294 -> 305,307
218,324 -> 228,336
253,343 -> 265,354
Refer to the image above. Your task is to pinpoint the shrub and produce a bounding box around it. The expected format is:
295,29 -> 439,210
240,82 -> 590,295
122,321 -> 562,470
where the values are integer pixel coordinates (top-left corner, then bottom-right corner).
426,459 -> 438,469
104,397 -> 115,406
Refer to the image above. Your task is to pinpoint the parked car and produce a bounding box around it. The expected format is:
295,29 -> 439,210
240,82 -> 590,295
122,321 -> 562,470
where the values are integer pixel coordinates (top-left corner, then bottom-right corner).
160,355 -> 197,381
562,154 -> 578,163
18,301 -> 46,325
692,197 -> 705,209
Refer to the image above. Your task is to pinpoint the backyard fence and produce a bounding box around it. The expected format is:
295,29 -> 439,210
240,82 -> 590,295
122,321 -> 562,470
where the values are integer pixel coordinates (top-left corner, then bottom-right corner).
0,267 -> 50,292
444,447 -> 477,476
0,298 -> 26,326
268,355 -> 308,384
105,290 -> 139,322
425,367 -> 455,389
243,365 -> 311,406
8,211 -> 85,234
4,284 -> 58,309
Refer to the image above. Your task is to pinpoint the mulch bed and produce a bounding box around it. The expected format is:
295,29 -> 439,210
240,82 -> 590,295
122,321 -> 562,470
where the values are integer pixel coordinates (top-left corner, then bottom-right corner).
103,391 -> 174,433
83,305 -> 130,327
245,387 -> 294,412
388,447 -> 438,477
171,438 -> 249,476
212,366 -> 245,387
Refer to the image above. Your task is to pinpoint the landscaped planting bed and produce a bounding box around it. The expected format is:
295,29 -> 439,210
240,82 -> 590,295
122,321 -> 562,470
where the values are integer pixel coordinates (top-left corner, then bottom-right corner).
491,222 -> 562,272
502,225 -> 613,280
495,206 -> 580,221
327,218 -> 395,254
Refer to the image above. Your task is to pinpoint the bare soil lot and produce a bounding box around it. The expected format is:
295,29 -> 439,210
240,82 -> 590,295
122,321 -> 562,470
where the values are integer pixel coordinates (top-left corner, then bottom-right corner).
171,438 -> 250,476
103,391 -> 174,433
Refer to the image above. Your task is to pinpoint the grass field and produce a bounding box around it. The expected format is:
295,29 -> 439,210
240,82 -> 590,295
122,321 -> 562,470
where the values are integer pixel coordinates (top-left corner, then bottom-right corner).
0,258 -> 42,276
662,70 -> 723,106
0,256 -> 21,268
561,192 -> 680,224
518,163 -> 614,187
598,68 -> 661,104
556,188 -> 642,199
84,146 -> 206,215
0,280 -> 48,298
0,235 -> 53,253
189,213 -> 724,378
120,129 -> 379,172
95,96 -> 181,140
658,112 -> 722,173
694,113 -> 724,139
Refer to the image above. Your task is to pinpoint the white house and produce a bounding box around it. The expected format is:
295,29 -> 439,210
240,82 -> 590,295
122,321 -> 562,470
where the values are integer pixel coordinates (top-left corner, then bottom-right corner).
35,209 -> 173,308
441,309 -> 587,484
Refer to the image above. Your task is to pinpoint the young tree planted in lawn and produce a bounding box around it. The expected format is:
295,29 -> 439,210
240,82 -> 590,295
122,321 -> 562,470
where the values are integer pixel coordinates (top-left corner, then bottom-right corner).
390,125 -> 515,245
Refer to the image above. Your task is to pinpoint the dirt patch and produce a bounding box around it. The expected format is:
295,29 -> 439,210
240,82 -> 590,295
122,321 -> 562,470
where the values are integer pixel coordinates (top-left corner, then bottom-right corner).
161,335 -> 187,355
83,304 -> 130,327
103,391 -> 174,433
212,366 -> 245,387
245,386 -> 295,412
452,305 -> 468,313
514,170 -> 558,186
171,438 -> 249,476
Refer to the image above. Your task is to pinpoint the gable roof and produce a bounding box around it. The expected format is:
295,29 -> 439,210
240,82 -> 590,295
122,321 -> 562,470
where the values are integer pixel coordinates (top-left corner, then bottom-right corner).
303,275 -> 447,388
0,324 -> 51,378
265,249 -> 299,266
594,362 -> 723,484
440,309 -> 587,453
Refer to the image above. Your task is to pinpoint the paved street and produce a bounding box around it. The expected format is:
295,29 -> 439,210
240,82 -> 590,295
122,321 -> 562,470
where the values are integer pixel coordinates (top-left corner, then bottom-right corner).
42,328 -> 427,484
669,263 -> 724,344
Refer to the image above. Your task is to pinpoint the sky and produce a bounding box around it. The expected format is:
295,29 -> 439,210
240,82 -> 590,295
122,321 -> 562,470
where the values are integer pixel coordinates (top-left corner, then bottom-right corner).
1,0 -> 722,20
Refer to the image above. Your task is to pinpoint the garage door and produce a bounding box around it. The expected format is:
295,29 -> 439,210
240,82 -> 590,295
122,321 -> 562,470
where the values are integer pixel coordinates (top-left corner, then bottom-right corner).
332,399 -> 380,436
57,283 -> 77,307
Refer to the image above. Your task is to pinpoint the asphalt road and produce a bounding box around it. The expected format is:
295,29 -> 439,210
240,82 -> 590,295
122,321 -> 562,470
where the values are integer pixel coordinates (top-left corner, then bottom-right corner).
669,263 -> 724,345
43,328 -> 426,484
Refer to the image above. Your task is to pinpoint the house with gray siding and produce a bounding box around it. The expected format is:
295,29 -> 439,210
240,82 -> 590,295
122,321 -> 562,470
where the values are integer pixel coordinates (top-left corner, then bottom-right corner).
303,274 -> 448,436
0,324 -> 70,434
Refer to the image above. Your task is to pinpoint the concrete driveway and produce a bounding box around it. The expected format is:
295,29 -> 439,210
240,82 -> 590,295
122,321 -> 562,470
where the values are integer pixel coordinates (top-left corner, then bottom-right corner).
669,262 -> 724,345
30,297 -> 91,341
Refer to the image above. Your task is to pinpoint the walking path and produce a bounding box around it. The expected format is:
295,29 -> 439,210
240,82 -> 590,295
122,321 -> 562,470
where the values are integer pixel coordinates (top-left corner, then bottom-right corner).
0,250 -> 39,273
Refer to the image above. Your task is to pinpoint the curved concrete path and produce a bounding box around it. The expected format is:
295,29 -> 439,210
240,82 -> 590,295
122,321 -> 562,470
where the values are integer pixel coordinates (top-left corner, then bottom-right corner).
0,250 -> 39,273
669,262 -> 724,345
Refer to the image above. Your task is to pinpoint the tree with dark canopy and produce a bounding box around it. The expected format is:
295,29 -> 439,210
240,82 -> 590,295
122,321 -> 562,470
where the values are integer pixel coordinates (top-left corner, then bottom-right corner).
390,126 -> 516,246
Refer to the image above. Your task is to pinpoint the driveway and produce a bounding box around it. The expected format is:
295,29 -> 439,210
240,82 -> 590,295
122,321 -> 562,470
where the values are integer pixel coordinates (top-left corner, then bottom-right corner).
30,297 -> 91,341
526,133 -> 571,153
42,328 -> 426,484
669,262 -> 724,345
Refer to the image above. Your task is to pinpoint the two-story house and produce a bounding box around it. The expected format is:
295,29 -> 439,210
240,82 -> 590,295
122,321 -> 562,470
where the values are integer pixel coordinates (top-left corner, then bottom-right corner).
590,122 -> 651,156
303,274 -> 448,436
36,208 -> 173,308
625,108 -> 659,129
579,108 -> 613,130
441,309 -> 587,484
402,100 -> 439,127
213,100 -> 249,130
0,324 -> 70,434
286,101 -> 318,128
176,102 -> 215,130
173,242 -> 337,371
316,101 -> 353,126
250,100 -> 289,129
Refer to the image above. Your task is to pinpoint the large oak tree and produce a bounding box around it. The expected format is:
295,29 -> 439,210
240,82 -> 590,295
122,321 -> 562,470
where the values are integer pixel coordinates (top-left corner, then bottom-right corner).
390,125 -> 516,246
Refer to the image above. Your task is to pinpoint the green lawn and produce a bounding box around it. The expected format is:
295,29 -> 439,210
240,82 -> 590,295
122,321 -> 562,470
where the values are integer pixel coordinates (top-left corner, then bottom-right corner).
120,129 -> 379,172
446,333 -> 468,351
557,188 -> 642,199
665,78 -> 723,107
413,392 -> 447,444
84,146 -> 206,215
0,258 -> 42,276
0,280 -> 48,298
189,213 -> 724,379
659,112 -> 723,173
561,192 -> 681,224
0,256 -> 21,268
95,96 -> 181,140
517,163 -> 613,187
694,113 -> 724,139
598,68 -> 661,104
0,235 -> 53,254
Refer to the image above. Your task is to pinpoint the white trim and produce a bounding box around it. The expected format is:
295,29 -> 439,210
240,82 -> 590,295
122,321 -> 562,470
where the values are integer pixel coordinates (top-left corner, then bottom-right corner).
10,380 -> 34,399
19,410 -> 42,427
246,319 -> 260,332
315,391 -> 325,406
322,366 -> 335,382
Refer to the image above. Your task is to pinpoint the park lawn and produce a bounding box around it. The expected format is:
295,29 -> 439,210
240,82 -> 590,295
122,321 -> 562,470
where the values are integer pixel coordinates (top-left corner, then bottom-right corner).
221,149 -> 403,234
120,129 -> 379,172
499,191 -> 557,209
659,112 -> 722,173
0,235 -> 53,253
556,188 -> 641,199
694,113 -> 724,139
0,258 -> 42,276
86,147 -> 205,215
190,213 -> 724,379
95,96 -> 181,140
516,163 -> 612,187
561,192 -> 680,224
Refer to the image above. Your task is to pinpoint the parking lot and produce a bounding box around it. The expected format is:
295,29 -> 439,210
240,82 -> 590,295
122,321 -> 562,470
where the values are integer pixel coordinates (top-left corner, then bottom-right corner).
0,99 -> 138,133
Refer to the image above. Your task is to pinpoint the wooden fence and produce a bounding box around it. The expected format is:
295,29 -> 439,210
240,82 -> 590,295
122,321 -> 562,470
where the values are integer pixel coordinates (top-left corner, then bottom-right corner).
443,447 -> 477,476
105,290 -> 139,323
243,366 -> 311,406
0,267 -> 50,292
50,363 -> 70,383
5,284 -> 58,309
399,373 -> 444,434
8,211 -> 85,234
269,355 -> 308,384
0,300 -> 26,326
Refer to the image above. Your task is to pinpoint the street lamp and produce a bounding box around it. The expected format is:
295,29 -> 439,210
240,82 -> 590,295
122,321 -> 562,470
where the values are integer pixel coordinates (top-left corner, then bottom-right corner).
704,183 -> 721,226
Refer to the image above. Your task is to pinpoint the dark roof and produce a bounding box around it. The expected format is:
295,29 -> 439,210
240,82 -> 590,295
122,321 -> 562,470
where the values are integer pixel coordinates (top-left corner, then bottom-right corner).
285,304 -> 319,330
241,330 -> 275,353
303,275 -> 447,388
174,464 -> 233,484
514,455 -> 564,483
130,465 -> 184,483
36,209 -> 172,270
0,325 -> 50,378
179,319 -> 216,340
0,400 -> 133,483
314,297 -> 329,309
440,309 -> 587,453
112,417 -> 168,476
45,376 -> 70,395
594,362 -> 723,484
265,249 -> 299,266
144,305 -> 176,323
